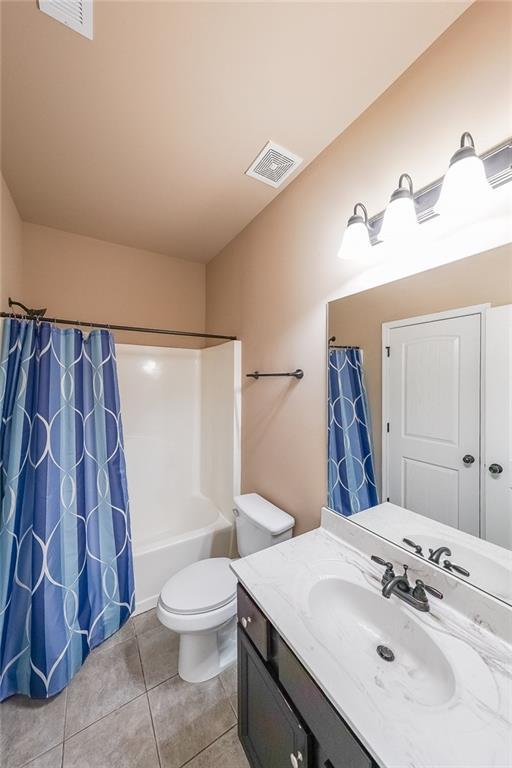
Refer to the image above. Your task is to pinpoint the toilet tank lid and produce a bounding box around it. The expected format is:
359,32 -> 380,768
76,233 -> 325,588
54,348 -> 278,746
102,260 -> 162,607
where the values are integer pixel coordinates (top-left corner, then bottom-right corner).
234,493 -> 295,535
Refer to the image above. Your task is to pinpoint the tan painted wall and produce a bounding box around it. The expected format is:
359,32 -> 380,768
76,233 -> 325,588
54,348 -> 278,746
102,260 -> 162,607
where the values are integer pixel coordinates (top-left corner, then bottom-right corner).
0,174 -> 23,309
22,223 -> 207,348
328,245 -> 512,488
205,2 -> 512,534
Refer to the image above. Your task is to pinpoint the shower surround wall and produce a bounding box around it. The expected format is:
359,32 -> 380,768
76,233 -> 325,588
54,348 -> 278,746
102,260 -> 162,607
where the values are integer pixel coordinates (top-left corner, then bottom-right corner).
116,341 -> 241,613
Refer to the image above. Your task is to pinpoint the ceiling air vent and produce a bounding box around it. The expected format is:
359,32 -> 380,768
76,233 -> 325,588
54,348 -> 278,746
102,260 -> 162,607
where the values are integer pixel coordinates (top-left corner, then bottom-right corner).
245,141 -> 303,188
38,0 -> 93,40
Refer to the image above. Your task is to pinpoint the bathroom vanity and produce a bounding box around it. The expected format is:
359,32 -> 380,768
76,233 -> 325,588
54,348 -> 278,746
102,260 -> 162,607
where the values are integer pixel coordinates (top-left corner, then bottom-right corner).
232,508 -> 512,768
237,583 -> 376,768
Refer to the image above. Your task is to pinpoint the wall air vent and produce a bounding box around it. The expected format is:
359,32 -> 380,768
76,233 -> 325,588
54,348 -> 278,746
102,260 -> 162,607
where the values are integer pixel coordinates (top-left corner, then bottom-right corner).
38,0 -> 93,40
245,141 -> 303,188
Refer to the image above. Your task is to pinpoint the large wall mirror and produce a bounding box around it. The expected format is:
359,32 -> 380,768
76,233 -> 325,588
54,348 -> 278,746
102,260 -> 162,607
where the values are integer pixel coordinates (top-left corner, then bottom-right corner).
327,244 -> 512,605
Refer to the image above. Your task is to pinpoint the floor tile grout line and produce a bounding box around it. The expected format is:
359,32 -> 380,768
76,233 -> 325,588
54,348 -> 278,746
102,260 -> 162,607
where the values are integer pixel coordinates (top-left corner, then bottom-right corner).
179,724 -> 239,768
63,691 -> 148,744
63,631 -> 146,742
17,742 -> 63,768
13,692 -> 67,768
145,671 -> 179,693
136,633 -> 162,768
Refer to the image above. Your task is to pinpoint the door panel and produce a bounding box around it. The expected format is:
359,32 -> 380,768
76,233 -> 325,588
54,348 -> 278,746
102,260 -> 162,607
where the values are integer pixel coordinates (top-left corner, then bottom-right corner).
403,458 -> 459,528
386,313 -> 481,536
403,336 -> 460,444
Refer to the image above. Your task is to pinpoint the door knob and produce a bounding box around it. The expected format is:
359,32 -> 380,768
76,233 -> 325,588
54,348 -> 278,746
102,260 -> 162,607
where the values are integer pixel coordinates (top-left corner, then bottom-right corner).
290,752 -> 303,768
462,454 -> 475,465
489,463 -> 503,475
240,616 -> 252,629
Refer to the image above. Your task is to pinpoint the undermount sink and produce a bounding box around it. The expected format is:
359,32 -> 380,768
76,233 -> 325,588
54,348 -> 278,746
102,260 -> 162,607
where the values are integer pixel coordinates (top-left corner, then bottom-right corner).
306,577 -> 456,707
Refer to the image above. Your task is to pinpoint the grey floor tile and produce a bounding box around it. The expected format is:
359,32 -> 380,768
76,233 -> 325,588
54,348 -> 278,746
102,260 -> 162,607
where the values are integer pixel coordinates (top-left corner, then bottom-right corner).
220,663 -> 238,716
65,638 -> 145,738
0,690 -> 66,768
62,694 -> 159,768
132,608 -> 160,637
95,618 -> 135,653
138,626 -> 179,690
184,727 -> 249,768
23,744 -> 63,768
148,675 -> 236,768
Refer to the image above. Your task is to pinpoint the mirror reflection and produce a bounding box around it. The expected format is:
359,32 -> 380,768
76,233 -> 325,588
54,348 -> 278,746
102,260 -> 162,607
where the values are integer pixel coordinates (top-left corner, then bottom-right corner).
327,245 -> 512,604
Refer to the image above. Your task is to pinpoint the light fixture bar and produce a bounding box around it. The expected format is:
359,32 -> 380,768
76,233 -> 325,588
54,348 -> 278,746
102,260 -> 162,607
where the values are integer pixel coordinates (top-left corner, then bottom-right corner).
367,137 -> 512,243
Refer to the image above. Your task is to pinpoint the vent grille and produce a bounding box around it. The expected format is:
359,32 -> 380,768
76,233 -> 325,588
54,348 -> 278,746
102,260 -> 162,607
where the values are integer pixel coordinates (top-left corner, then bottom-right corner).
38,0 -> 93,40
246,141 -> 303,188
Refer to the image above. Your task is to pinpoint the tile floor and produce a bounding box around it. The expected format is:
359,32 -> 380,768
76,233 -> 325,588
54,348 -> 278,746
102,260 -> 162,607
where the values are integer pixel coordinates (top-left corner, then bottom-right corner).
0,609 -> 249,768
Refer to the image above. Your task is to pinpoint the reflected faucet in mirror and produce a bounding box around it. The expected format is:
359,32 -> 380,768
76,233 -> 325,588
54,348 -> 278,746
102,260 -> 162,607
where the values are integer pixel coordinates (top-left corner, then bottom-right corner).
428,546 -> 452,564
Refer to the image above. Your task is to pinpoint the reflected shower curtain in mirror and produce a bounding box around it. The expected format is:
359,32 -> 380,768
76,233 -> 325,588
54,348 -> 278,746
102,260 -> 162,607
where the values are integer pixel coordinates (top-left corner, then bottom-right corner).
0,319 -> 134,700
328,347 -> 378,516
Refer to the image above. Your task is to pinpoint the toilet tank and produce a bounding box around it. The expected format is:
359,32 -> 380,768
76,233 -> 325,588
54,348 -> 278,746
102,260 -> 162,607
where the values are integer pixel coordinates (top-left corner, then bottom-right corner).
234,493 -> 295,557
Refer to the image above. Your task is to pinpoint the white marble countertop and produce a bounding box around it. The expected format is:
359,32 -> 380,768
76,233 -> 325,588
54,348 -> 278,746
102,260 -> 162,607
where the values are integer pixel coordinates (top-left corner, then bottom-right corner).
231,510 -> 512,768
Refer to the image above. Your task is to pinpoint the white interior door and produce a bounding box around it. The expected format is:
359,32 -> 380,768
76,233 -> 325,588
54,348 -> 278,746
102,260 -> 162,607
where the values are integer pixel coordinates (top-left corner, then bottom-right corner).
385,313 -> 481,536
484,305 -> 512,548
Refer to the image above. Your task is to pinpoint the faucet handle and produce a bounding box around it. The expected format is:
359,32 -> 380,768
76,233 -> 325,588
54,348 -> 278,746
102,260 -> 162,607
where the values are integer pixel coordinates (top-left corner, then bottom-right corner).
371,555 -> 395,585
443,560 -> 470,577
403,538 -> 423,556
413,579 -> 443,601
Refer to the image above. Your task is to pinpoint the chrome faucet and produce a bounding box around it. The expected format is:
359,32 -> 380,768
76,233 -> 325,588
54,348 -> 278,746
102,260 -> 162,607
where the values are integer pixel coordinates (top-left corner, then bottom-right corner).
371,556 -> 443,612
428,546 -> 452,564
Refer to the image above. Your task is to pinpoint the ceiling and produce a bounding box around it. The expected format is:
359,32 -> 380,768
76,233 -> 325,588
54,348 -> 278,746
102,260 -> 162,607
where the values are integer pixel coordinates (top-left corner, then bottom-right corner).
1,1 -> 470,263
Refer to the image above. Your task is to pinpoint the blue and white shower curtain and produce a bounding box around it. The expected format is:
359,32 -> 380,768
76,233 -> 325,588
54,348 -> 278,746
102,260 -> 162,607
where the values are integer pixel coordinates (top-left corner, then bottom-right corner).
0,319 -> 134,700
328,347 -> 378,516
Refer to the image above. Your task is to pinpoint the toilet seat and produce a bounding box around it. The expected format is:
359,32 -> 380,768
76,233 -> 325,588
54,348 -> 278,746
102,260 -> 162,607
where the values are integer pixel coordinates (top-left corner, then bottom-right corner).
160,557 -> 236,615
158,557 -> 238,635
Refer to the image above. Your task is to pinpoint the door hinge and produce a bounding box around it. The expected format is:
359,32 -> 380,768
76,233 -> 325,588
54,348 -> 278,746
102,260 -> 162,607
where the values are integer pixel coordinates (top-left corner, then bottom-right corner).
385,346 -> 390,357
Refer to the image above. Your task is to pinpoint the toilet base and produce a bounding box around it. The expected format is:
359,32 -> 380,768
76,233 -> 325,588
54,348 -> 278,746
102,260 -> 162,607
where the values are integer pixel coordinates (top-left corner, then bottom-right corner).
178,616 -> 237,683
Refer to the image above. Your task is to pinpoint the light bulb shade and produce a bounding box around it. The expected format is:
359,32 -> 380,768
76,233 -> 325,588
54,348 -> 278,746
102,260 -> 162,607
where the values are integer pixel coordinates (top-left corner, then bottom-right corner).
379,195 -> 419,244
435,153 -> 492,221
337,204 -> 372,260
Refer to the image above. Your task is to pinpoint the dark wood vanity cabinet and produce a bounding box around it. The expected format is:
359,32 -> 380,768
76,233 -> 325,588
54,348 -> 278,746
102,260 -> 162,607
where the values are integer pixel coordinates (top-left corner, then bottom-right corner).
238,629 -> 310,768
237,584 -> 378,768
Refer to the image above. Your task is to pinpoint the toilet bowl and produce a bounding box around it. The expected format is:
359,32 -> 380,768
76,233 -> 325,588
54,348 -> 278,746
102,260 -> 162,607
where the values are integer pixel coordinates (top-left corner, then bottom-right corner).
157,557 -> 237,683
157,493 -> 295,683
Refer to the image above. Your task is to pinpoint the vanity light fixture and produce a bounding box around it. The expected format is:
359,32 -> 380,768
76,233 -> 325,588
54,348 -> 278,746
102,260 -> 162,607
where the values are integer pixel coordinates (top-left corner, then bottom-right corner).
379,173 -> 419,245
337,203 -> 372,260
435,132 -> 493,220
336,135 -> 511,262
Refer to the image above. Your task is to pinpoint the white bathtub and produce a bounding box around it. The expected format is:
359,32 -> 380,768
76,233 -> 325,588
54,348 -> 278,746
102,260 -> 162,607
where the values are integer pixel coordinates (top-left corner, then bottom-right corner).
132,495 -> 234,615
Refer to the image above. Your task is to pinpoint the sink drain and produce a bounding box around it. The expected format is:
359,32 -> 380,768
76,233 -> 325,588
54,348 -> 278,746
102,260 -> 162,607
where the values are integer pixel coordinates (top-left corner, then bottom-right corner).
376,645 -> 395,662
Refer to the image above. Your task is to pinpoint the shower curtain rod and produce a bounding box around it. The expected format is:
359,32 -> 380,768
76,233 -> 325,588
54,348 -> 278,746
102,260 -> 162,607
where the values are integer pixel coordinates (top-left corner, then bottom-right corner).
2,300 -> 237,341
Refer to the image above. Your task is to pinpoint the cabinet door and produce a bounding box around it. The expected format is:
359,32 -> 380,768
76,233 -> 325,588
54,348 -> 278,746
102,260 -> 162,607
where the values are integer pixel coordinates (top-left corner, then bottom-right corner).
238,628 -> 309,768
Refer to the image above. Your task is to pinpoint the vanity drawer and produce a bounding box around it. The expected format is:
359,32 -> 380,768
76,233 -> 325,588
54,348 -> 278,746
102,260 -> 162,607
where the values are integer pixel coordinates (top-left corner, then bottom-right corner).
278,638 -> 374,768
237,583 -> 270,661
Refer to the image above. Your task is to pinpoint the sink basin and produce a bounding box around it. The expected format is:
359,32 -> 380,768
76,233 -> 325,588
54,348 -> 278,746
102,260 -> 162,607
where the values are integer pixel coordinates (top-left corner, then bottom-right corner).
306,577 -> 456,707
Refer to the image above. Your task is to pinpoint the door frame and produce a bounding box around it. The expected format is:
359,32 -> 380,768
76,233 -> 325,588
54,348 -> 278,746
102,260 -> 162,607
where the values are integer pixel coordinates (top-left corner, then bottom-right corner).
483,304 -> 512,547
381,303 -> 490,533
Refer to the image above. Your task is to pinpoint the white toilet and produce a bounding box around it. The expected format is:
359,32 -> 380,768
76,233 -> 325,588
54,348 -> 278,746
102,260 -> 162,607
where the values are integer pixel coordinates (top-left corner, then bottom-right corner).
157,493 -> 295,683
